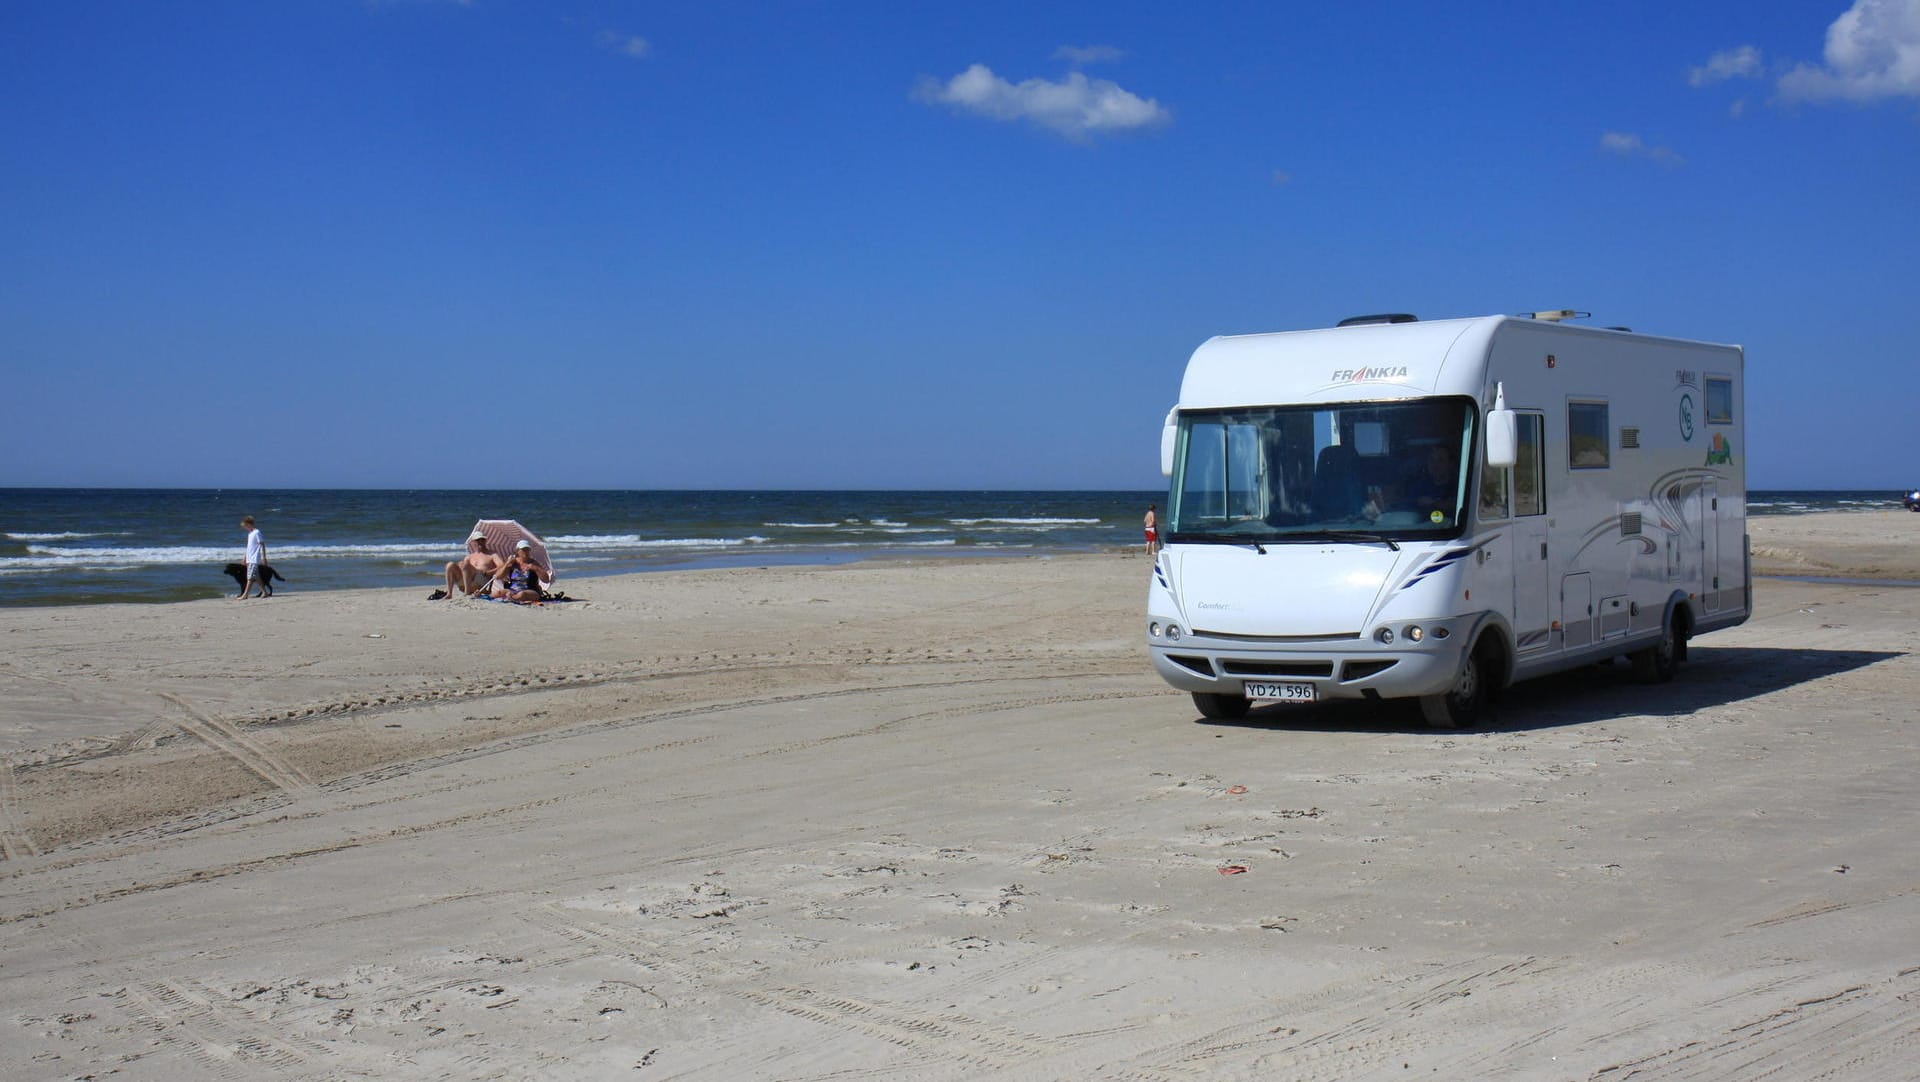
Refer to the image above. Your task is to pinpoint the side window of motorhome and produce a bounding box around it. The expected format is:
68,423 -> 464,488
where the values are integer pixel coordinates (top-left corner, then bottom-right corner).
1478,456 -> 1509,520
1514,413 -> 1546,515
1568,400 -> 1609,469
1706,376 -> 1734,424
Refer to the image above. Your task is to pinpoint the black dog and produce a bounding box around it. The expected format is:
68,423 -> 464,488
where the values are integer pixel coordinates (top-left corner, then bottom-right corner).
222,562 -> 286,597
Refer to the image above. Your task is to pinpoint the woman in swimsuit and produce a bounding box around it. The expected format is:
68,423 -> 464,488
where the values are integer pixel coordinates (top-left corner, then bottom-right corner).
491,542 -> 546,603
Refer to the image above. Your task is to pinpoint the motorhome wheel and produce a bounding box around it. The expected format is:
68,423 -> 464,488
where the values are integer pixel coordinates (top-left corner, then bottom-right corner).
1631,611 -> 1684,683
1420,642 -> 1487,728
1192,692 -> 1251,720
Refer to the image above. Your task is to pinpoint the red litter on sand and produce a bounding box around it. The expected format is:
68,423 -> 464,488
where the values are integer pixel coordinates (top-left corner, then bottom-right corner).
1219,864 -> 1249,876
1227,785 -> 1248,795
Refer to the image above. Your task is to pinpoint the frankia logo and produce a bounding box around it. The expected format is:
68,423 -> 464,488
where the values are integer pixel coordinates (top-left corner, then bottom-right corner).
1331,366 -> 1410,383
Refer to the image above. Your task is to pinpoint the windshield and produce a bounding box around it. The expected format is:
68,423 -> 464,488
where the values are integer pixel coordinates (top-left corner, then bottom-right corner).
1168,397 -> 1476,543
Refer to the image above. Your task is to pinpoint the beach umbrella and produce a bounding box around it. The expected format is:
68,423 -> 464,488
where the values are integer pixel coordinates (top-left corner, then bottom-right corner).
470,519 -> 553,585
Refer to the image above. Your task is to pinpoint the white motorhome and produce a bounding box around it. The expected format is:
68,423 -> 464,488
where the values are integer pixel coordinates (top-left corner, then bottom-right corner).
1147,311 -> 1748,726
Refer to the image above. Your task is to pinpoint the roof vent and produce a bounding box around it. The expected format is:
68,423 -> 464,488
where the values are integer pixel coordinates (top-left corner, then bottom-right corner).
1337,313 -> 1418,327
1527,309 -> 1590,322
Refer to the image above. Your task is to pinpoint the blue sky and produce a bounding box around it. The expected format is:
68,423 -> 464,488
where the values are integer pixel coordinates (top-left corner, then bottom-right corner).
3,1 -> 1917,490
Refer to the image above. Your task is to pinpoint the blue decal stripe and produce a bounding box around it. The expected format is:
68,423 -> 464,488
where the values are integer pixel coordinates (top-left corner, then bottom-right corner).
1400,547 -> 1471,590
1397,535 -> 1503,591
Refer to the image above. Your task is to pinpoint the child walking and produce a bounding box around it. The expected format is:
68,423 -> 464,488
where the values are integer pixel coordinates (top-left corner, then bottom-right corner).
236,516 -> 267,599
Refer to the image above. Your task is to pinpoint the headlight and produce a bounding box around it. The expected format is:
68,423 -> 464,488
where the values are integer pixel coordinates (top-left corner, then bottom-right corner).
1149,622 -> 1162,637
1166,624 -> 1183,641
1374,627 -> 1394,644
1406,625 -> 1424,642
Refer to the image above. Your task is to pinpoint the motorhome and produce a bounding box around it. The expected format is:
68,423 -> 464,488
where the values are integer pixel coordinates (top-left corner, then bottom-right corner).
1147,311 -> 1748,726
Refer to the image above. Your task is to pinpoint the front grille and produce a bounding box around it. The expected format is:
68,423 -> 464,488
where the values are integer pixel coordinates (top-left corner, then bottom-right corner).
1220,660 -> 1335,678
1191,629 -> 1360,643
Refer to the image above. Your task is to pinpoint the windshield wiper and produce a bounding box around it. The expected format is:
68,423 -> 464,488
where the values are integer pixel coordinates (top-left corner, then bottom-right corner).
1296,530 -> 1400,551
1168,532 -> 1270,554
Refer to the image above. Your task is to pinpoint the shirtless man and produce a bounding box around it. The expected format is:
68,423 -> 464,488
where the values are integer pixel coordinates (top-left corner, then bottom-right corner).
443,531 -> 505,598
1143,503 -> 1160,557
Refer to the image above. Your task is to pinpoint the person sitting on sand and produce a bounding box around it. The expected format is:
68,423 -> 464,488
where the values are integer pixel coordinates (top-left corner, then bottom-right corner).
444,531 -> 505,598
489,540 -> 546,604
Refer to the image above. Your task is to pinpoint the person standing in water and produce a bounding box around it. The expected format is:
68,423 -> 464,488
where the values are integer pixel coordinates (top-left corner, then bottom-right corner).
1143,503 -> 1160,557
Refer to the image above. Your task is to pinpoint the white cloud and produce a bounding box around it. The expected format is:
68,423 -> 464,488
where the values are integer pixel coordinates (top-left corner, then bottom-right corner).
1689,44 -> 1763,86
1600,131 -> 1683,164
1054,44 -> 1126,66
1599,131 -> 1643,154
1778,0 -> 1920,102
598,30 -> 650,59
915,64 -> 1170,141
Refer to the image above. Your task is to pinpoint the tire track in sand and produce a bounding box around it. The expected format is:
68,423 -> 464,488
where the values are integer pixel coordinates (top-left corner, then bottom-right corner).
1586,970 -> 1920,1081
115,977 -> 331,1075
0,757 -> 40,861
0,678 -> 1158,922
157,692 -> 316,797
527,905 -> 1076,1072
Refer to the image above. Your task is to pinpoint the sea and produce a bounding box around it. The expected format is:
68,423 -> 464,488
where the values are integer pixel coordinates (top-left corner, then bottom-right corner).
0,488 -> 1904,608
0,489 -> 1162,607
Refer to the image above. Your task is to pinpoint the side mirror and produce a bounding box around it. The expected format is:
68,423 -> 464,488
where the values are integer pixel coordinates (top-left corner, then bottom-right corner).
1484,383 -> 1518,468
1160,407 -> 1179,477
1485,409 -> 1517,469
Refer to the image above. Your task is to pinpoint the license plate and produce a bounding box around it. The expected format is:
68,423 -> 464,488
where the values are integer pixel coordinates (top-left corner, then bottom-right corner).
1243,681 -> 1315,703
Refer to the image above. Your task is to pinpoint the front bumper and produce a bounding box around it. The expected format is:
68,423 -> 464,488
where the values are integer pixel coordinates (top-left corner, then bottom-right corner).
1147,627 -> 1469,701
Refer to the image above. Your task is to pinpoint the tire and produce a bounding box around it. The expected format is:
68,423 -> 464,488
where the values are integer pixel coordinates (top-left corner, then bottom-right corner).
1420,640 -> 1488,728
1631,612 -> 1683,683
1192,692 -> 1252,720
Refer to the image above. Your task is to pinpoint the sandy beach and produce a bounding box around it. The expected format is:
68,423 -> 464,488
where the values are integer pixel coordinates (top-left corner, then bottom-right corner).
2,509 -> 1917,1079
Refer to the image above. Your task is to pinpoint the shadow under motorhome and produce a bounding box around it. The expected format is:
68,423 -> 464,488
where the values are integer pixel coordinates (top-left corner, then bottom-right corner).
1146,312 -> 1749,726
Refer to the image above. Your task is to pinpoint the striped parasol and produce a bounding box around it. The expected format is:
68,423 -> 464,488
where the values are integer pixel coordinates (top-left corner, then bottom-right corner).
471,519 -> 552,586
